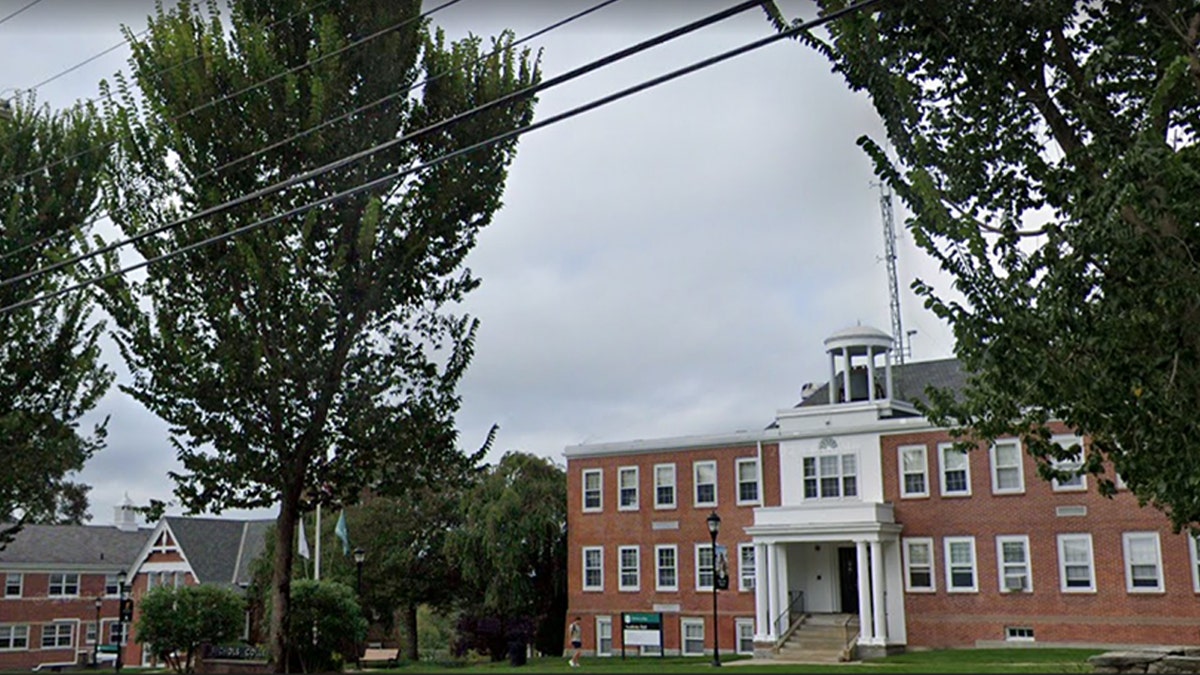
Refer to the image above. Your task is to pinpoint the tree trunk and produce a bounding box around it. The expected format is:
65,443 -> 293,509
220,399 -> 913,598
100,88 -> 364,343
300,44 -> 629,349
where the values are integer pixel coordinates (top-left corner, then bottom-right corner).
269,494 -> 300,673
400,602 -> 419,662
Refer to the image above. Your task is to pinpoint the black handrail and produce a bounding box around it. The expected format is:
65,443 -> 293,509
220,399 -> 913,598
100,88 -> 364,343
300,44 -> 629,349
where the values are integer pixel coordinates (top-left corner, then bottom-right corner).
773,590 -> 805,638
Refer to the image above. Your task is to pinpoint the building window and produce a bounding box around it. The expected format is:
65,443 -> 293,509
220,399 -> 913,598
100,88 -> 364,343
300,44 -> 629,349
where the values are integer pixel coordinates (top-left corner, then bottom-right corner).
1058,534 -> 1095,592
1051,435 -> 1087,491
656,545 -> 678,591
4,573 -> 20,598
41,622 -> 73,649
903,538 -> 935,592
738,544 -> 756,591
0,625 -> 29,651
939,444 -> 971,496
618,466 -> 639,511
944,537 -> 978,592
108,621 -> 127,646
802,453 -> 858,499
736,458 -> 760,505
681,618 -> 705,656
1190,534 -> 1200,593
47,573 -> 79,597
1123,532 -> 1163,592
694,461 -> 717,507
583,546 -> 603,591
990,440 -> 1024,494
595,616 -> 613,657
654,464 -> 676,509
618,546 -> 640,592
582,469 -> 602,512
104,574 -> 121,596
899,445 -> 928,498
736,618 -> 755,655
696,544 -> 715,590
996,536 -> 1031,592
85,621 -> 98,645
1005,626 -> 1035,642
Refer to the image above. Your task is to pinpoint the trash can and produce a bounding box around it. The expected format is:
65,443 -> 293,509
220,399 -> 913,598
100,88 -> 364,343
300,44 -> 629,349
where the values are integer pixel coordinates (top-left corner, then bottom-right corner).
507,641 -> 527,667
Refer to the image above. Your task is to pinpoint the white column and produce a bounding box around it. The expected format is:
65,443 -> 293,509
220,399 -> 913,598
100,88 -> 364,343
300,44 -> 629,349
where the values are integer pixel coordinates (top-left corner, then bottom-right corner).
855,541 -> 873,643
841,349 -> 852,403
884,351 -> 893,400
775,544 -> 790,635
870,540 -> 887,644
754,543 -> 770,641
828,352 -> 837,404
866,347 -> 877,401
765,543 -> 778,641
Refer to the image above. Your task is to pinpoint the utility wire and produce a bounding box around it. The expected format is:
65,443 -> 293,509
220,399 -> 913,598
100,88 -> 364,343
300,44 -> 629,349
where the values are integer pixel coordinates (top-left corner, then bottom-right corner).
0,0 -> 43,27
0,0 -> 883,315
0,0 -> 462,189
0,0 -> 620,266
1,0 -> 763,291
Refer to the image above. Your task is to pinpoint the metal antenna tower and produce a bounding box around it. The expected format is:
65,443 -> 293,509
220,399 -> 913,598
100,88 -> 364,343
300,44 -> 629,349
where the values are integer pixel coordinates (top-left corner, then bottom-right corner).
877,180 -> 907,363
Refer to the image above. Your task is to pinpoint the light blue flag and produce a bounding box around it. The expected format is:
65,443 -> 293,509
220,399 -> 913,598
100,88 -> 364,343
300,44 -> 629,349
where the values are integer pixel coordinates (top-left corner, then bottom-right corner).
335,511 -> 350,555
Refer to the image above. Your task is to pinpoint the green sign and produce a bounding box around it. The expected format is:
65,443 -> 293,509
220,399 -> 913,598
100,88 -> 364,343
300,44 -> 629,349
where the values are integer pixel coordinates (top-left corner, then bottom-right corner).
98,645 -> 119,654
623,612 -> 661,628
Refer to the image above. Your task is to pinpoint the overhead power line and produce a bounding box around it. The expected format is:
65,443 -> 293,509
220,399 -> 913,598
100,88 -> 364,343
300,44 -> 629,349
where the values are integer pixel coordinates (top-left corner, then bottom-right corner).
0,0 -> 883,316
0,0 -> 463,189
1,0 -> 763,291
0,0 -> 621,266
0,0 -> 43,27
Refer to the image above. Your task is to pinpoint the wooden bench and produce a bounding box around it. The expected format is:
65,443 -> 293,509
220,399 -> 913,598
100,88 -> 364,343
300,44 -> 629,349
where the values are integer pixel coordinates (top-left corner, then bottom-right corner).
360,648 -> 399,667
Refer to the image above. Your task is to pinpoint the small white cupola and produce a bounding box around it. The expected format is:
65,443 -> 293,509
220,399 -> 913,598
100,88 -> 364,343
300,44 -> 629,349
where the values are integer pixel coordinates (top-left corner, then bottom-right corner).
823,324 -> 894,405
114,493 -> 140,532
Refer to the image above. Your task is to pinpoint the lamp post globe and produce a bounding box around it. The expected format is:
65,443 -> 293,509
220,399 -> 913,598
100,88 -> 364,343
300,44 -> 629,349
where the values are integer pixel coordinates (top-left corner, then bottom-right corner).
707,512 -> 721,667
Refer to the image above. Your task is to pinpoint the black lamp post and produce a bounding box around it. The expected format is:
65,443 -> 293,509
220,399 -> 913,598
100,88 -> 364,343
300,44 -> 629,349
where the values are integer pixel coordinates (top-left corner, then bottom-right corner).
114,570 -> 127,673
354,548 -> 365,671
706,511 -> 721,667
93,597 -> 102,667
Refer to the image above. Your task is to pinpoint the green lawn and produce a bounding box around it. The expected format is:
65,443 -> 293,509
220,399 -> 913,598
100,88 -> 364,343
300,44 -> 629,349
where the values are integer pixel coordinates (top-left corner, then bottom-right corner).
375,648 -> 1100,673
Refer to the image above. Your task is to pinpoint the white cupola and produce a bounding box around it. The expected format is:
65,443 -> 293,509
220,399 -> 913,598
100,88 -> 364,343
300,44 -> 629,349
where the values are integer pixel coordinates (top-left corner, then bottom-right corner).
823,324 -> 894,405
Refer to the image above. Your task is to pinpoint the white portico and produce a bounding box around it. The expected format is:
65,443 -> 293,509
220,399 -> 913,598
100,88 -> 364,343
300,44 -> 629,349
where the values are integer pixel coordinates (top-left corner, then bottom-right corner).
747,325 -> 915,656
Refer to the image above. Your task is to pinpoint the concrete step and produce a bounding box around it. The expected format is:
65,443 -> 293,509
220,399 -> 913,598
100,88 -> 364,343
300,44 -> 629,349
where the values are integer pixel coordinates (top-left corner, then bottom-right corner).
775,647 -> 846,663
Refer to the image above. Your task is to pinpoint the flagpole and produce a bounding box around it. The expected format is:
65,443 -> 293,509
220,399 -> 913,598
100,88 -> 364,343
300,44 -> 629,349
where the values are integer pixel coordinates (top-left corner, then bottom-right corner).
315,503 -> 322,581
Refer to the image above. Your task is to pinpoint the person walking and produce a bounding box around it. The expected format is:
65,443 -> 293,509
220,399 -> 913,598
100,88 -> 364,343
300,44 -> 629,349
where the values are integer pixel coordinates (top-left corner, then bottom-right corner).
568,616 -> 582,667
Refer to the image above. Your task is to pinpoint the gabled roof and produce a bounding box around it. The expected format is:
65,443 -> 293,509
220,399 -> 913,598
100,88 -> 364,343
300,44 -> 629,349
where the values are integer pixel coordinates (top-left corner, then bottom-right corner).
795,357 -> 967,410
161,516 -> 274,587
0,523 -> 152,570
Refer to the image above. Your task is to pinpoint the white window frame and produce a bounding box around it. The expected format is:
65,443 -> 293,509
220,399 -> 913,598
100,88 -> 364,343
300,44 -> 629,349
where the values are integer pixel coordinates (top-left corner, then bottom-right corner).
1189,534 -> 1200,593
681,618 -> 706,656
617,466 -> 639,511
1057,533 -> 1096,592
582,546 -> 604,591
3,573 -> 20,598
41,622 -> 74,649
802,452 -> 859,499
618,545 -> 640,592
903,537 -> 936,592
990,439 -> 1025,494
736,458 -> 760,505
1123,531 -> 1164,593
0,624 -> 29,651
102,619 -> 128,646
738,543 -> 756,591
104,574 -> 121,597
1005,626 -> 1035,642
1050,435 -> 1087,492
47,572 -> 79,597
694,460 -> 718,507
85,620 -> 98,645
938,443 -> 971,497
735,618 -> 755,655
595,616 -> 613,657
899,445 -> 929,498
695,544 -> 715,591
582,469 -> 603,512
654,463 -> 677,509
996,535 -> 1032,592
944,536 -> 978,592
655,544 -> 678,592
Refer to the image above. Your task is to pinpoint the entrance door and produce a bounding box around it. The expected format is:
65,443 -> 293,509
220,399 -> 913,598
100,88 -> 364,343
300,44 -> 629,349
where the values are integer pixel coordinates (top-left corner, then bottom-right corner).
837,547 -> 859,614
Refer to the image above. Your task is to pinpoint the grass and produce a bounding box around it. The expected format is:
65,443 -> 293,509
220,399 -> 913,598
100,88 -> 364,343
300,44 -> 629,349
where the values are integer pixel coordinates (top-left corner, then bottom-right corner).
372,648 -> 1101,673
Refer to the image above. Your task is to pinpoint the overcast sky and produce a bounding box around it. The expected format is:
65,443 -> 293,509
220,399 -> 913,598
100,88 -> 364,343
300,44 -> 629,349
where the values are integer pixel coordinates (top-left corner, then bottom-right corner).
1,0 -> 957,525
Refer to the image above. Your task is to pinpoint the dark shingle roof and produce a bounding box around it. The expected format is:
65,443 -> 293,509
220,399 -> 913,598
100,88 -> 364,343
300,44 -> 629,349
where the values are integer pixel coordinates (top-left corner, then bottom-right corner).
0,524 -> 151,568
796,357 -> 968,409
165,517 -> 273,587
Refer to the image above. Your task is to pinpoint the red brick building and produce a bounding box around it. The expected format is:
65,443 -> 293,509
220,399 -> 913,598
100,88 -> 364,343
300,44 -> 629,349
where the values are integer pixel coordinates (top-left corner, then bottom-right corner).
564,325 -> 1200,661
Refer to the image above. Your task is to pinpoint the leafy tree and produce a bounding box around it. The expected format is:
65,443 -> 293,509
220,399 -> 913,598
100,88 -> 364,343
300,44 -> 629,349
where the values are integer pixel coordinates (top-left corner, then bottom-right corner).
0,96 -> 112,545
96,0 -> 538,668
444,452 -> 567,660
135,584 -> 246,674
284,579 -> 367,673
784,1 -> 1200,528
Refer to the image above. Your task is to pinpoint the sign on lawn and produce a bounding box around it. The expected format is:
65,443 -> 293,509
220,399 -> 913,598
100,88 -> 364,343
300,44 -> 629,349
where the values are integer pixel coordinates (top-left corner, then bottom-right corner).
621,612 -> 664,657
